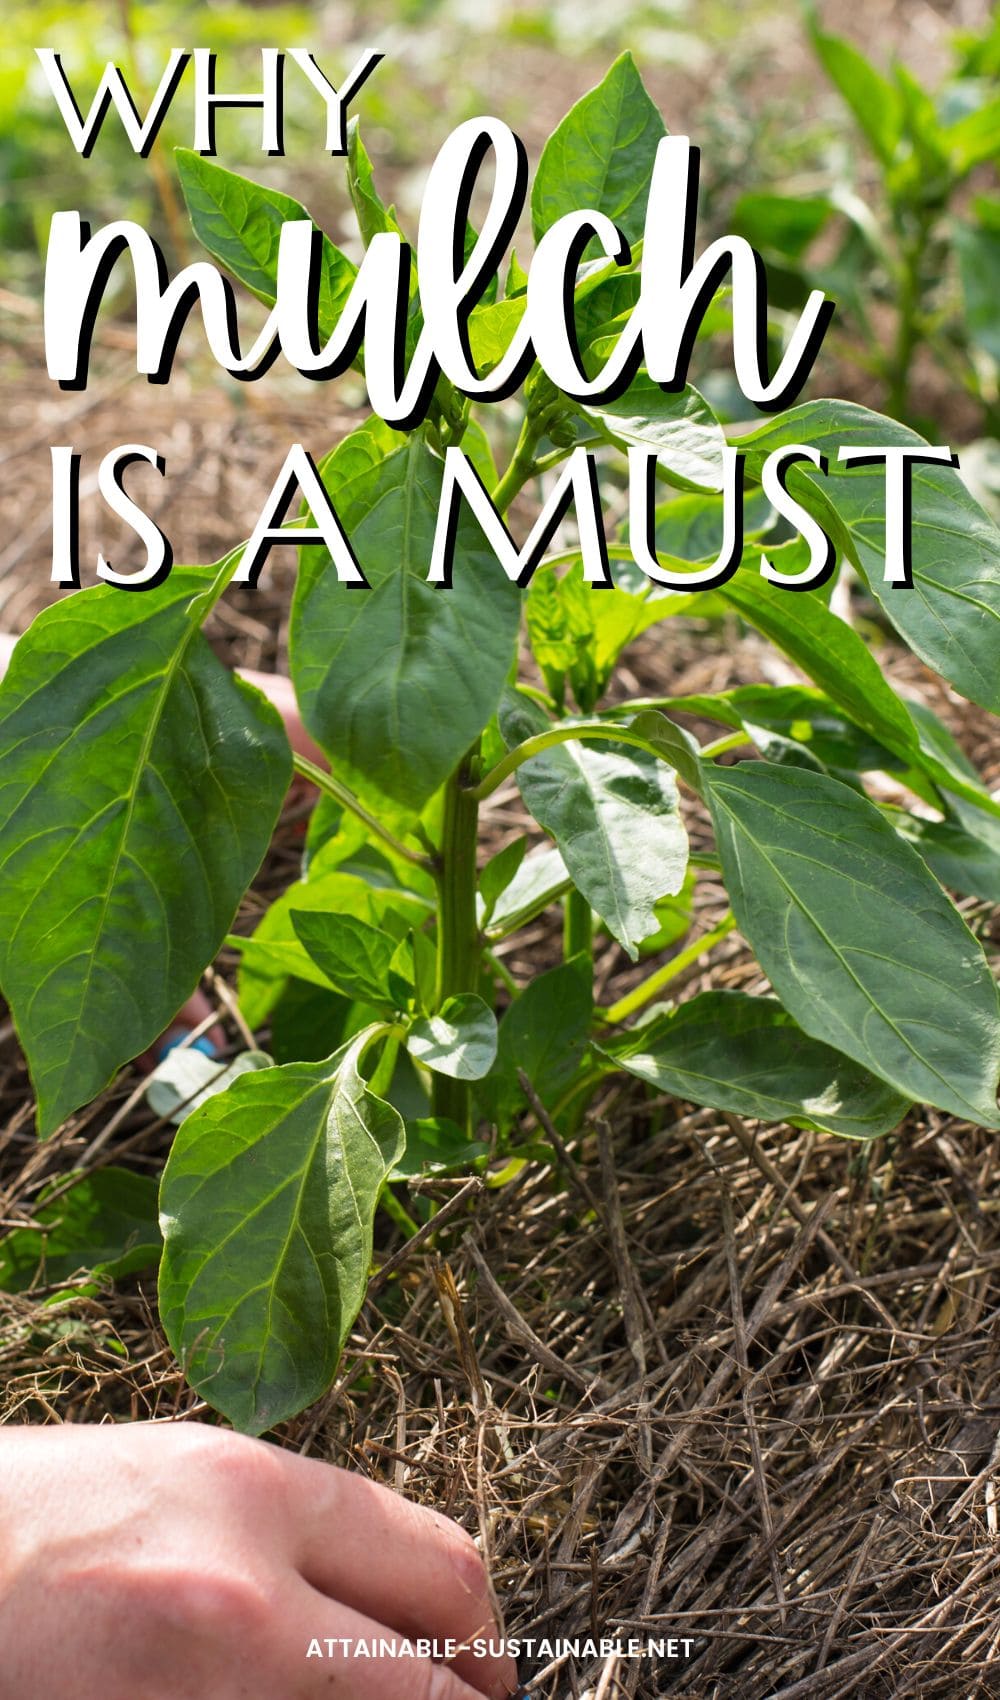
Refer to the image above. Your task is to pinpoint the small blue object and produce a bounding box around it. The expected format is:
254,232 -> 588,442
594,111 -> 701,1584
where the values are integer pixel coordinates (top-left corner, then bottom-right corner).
156,1029 -> 219,1064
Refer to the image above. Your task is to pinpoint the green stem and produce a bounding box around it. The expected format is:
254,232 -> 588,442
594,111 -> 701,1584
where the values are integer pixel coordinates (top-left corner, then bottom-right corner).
469,721 -> 678,802
701,731 -> 753,760
433,752 -> 482,1129
428,409 -> 553,1125
600,914 -> 737,1025
292,754 -> 434,873
484,947 -> 519,997
884,217 -> 931,420
490,412 -> 544,513
380,1183 -> 420,1239
564,888 -> 593,964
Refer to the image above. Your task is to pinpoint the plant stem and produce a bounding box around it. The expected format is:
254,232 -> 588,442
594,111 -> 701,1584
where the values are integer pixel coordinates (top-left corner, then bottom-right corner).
469,720 -> 681,801
564,888 -> 593,964
428,409 -> 555,1125
701,731 -> 753,760
490,413 -> 543,513
884,215 -> 931,421
379,1184 -> 420,1239
433,750 -> 481,1128
291,754 -> 434,873
600,913 -> 737,1025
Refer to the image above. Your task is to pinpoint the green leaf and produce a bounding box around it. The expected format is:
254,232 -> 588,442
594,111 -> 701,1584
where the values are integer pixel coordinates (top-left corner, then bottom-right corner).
481,956 -> 593,1125
236,869 -> 430,1029
654,485 -> 774,563
636,869 -> 696,957
290,911 -> 411,1010
628,709 -> 705,797
721,563 -> 920,765
809,24 -> 902,168
739,402 -> 1000,718
0,571 -> 291,1137
158,1030 -> 404,1433
346,118 -> 405,247
467,297 -> 528,373
145,1048 -> 273,1127
479,837 -> 527,924
291,431 -> 521,811
891,808 -> 1000,905
482,844 -> 570,938
942,97 -> 1000,176
500,697 -> 689,958
673,683 -> 902,778
407,995 -> 498,1080
531,52 -> 667,248
583,377 -> 726,492
599,991 -> 910,1138
730,192 -> 833,260
390,1118 -> 488,1180
955,217 -> 1000,363
0,1168 -> 161,1293
176,149 -> 357,337
722,562 -> 998,817
705,762 -> 1000,1126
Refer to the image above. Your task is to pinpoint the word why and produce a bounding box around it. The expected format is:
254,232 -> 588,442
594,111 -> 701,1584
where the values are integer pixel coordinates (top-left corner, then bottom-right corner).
37,47 -> 383,157
52,440 -> 956,592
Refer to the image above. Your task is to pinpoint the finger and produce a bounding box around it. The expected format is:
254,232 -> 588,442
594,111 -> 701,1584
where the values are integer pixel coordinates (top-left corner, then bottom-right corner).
282,1582 -> 513,1700
283,1459 -> 517,1699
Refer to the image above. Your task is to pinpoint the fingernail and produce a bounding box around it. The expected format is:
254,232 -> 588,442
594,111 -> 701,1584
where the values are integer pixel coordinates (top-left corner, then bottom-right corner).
156,1027 -> 219,1063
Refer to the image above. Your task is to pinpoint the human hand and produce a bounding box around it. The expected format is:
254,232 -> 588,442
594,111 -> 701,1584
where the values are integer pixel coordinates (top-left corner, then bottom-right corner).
0,1421 -> 519,1700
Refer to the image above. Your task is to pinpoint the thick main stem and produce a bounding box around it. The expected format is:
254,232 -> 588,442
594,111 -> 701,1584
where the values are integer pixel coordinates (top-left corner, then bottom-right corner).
433,750 -> 481,1128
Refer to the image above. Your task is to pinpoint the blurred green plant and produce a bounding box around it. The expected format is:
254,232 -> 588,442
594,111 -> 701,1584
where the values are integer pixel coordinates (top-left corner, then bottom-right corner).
745,8 -> 1000,432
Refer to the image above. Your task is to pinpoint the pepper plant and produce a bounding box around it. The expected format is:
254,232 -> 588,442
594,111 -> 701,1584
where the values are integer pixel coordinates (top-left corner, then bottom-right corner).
2,54 -> 999,1434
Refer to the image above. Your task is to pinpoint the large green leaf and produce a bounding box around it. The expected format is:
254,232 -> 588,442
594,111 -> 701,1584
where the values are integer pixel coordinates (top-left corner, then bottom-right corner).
739,402 -> 1000,716
500,696 -> 689,959
175,149 -> 357,337
599,991 -> 910,1138
705,762 -> 1000,1125
158,1030 -> 404,1433
531,51 -> 667,247
0,571 -> 291,1136
290,431 -> 521,810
